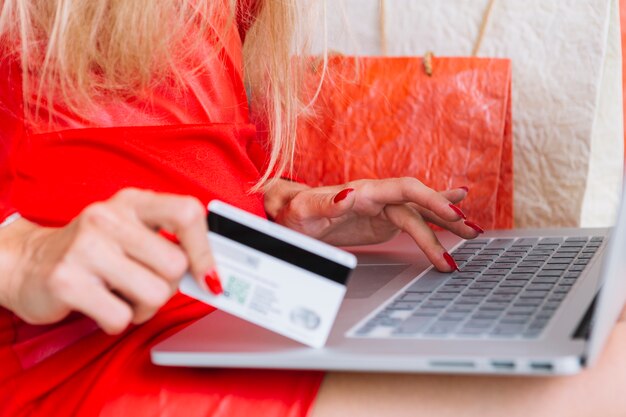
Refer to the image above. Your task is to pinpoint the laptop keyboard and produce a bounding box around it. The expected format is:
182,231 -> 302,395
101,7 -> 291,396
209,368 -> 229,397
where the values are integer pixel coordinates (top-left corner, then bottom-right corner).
351,236 -> 604,339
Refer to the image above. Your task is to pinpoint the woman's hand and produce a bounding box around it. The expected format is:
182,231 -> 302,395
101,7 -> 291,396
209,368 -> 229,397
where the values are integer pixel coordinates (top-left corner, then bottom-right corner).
264,178 -> 484,272
0,188 -> 216,334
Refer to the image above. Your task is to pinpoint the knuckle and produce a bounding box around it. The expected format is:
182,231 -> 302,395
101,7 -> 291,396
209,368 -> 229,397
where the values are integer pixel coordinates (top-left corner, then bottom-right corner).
176,198 -> 205,227
162,249 -> 189,280
145,281 -> 172,309
115,187 -> 143,201
106,307 -> 133,334
47,263 -> 76,297
80,203 -> 117,229
286,198 -> 308,222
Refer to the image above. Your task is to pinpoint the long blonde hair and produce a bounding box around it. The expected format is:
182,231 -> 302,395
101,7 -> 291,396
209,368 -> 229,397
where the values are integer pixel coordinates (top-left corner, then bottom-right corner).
0,0 -> 309,189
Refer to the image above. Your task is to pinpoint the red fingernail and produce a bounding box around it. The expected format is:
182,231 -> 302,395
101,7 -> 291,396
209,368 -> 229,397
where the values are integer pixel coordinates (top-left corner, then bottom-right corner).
204,270 -> 223,295
443,252 -> 460,272
465,220 -> 485,234
333,188 -> 355,204
159,229 -> 180,244
449,204 -> 467,220
459,186 -> 469,193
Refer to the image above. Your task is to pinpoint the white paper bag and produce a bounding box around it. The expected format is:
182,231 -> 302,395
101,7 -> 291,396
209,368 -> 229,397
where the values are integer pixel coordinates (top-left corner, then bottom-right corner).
315,0 -> 624,228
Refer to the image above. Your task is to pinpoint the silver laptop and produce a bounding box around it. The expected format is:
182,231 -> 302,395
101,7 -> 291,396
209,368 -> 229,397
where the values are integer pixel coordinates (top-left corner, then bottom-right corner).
152,187 -> 626,375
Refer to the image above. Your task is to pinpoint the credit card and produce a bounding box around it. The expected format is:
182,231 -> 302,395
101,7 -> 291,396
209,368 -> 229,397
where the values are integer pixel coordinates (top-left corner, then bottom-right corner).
179,200 -> 357,348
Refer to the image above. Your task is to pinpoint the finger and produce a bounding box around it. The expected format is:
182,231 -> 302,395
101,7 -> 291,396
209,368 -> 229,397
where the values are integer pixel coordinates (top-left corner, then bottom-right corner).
53,265 -> 133,334
87,242 -> 174,324
440,187 -> 469,205
383,204 -> 459,272
114,189 -> 215,286
110,223 -> 189,283
287,187 -> 356,221
357,178 -> 467,223
407,201 -> 483,239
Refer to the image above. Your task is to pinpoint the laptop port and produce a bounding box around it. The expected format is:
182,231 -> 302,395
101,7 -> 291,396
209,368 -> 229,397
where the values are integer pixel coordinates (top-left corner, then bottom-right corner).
491,361 -> 515,371
429,361 -> 475,369
530,362 -> 554,372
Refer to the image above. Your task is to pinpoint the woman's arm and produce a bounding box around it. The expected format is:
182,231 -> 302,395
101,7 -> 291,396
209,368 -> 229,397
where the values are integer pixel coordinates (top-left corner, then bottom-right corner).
0,188 -> 216,333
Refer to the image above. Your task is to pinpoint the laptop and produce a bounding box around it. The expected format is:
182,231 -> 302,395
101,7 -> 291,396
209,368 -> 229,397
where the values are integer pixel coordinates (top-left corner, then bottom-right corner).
152,186 -> 626,376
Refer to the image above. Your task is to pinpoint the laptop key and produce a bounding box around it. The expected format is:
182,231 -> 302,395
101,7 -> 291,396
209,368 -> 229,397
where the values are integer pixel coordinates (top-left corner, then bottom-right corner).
543,301 -> 562,310
387,302 -> 417,310
513,298 -> 543,307
542,265 -> 567,272
470,282 -> 498,290
448,305 -> 475,313
532,276 -> 559,284
401,292 -> 428,302
525,255 -> 550,262
486,239 -> 515,250
456,296 -> 484,304
464,289 -> 491,297
527,283 -> 554,291
440,312 -> 467,321
515,238 -> 540,246
499,280 -> 527,287
540,237 -> 564,245
422,301 -> 448,309
412,309 -> 439,317
536,270 -> 562,277
430,292 -> 458,301
472,311 -> 501,320
493,287 -> 519,295
508,306 -> 536,315
548,293 -> 567,301
512,267 -> 540,274
520,290 -> 549,299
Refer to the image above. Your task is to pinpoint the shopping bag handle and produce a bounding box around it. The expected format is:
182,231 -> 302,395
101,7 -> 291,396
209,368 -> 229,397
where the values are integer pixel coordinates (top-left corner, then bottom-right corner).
379,0 -> 498,60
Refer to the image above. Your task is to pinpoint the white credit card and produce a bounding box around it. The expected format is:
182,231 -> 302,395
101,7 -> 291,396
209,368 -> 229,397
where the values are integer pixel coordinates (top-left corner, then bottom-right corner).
179,200 -> 357,348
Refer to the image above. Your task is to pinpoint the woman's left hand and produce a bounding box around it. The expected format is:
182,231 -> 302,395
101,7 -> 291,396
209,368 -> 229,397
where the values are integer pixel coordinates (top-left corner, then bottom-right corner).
264,178 -> 485,272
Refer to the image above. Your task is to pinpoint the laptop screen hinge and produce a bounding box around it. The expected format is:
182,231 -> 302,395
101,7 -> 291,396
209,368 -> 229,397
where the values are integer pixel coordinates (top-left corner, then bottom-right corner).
572,294 -> 598,341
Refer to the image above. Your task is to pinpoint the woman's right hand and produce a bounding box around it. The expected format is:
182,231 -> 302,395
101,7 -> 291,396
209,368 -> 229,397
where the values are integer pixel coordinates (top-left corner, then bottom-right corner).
0,188 -> 215,334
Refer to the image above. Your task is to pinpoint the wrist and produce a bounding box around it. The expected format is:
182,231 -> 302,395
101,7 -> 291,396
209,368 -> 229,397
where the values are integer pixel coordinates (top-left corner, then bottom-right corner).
0,218 -> 43,310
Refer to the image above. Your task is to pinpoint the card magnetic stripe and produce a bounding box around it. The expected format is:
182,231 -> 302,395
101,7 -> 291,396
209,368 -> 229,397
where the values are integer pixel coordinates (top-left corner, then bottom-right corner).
208,212 -> 351,285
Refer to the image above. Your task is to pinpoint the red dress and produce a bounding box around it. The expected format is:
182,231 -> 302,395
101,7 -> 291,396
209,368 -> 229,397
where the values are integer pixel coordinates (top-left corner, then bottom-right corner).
0,6 -> 323,417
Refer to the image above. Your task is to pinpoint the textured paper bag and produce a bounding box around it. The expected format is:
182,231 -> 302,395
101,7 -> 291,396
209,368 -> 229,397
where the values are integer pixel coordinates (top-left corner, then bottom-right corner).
295,56 -> 514,230
314,0 -> 624,228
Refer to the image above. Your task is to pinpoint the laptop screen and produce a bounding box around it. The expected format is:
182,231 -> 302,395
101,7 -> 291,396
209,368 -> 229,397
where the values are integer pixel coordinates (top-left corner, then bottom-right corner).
585,182 -> 626,365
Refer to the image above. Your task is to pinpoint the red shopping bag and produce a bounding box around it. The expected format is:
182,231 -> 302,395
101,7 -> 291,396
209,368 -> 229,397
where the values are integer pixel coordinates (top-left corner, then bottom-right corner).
294,55 -> 513,229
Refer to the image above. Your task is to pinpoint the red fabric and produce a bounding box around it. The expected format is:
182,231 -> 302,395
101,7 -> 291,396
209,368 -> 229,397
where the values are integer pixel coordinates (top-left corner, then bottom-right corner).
0,3 -> 323,416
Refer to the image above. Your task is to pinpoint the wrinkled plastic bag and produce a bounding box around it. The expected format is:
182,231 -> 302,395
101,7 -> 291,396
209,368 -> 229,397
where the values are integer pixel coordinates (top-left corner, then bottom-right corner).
295,56 -> 513,230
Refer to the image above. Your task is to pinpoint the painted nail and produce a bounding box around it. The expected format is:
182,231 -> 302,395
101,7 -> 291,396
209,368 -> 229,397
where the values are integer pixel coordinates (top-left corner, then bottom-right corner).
464,220 -> 485,234
159,229 -> 180,244
443,252 -> 460,272
459,186 -> 470,193
449,204 -> 467,220
333,188 -> 355,204
204,270 -> 223,295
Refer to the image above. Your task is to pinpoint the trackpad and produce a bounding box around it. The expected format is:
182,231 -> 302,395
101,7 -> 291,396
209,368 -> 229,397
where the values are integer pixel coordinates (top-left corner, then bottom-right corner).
345,264 -> 411,299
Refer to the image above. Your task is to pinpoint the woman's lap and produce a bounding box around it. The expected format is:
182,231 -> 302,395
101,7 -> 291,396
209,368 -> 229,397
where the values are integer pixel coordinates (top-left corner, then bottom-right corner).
312,321 -> 626,417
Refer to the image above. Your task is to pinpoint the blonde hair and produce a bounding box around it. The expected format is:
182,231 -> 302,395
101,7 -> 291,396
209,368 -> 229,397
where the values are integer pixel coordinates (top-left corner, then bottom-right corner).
0,0 -> 310,189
